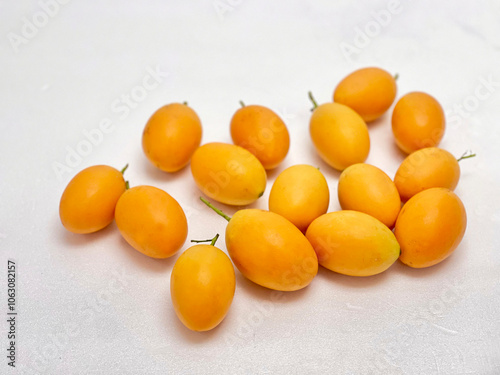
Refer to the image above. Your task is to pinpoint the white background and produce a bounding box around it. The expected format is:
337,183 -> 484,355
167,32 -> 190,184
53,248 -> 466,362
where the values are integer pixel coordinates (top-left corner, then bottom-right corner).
1,1 -> 500,374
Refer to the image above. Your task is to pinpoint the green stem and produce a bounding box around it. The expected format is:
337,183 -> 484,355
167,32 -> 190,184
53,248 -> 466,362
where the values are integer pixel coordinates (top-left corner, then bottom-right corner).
457,150 -> 476,162
125,181 -> 130,190
308,91 -> 318,112
120,164 -> 129,174
394,73 -> 399,81
200,197 -> 231,222
191,233 -> 220,246
239,100 -> 245,108
182,101 -> 188,106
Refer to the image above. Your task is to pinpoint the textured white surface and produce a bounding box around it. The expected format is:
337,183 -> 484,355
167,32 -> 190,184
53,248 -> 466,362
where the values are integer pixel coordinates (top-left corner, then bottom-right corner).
1,1 -> 500,374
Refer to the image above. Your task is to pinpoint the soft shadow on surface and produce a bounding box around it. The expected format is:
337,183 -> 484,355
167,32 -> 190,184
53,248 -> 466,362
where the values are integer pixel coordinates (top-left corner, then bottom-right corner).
118,235 -> 178,273
308,143 -> 342,181
365,112 -> 389,130
235,272 -> 312,304
317,264 -> 391,288
57,218 -> 117,247
391,255 -> 456,278
139,151 -> 188,184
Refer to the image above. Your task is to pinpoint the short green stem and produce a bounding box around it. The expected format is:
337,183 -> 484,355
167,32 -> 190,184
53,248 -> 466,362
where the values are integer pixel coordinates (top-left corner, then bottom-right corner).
182,101 -> 188,106
125,181 -> 130,190
191,233 -> 220,246
457,150 -> 476,162
308,91 -> 318,112
120,164 -> 129,174
394,73 -> 399,81
200,197 -> 231,222
239,100 -> 245,108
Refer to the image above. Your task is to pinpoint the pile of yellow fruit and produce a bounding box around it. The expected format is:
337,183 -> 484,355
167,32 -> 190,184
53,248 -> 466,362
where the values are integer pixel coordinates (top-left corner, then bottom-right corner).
59,67 -> 473,332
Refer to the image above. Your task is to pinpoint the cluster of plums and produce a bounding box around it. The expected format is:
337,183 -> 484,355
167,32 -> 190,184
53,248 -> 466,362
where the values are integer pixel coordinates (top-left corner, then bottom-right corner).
59,67 -> 471,332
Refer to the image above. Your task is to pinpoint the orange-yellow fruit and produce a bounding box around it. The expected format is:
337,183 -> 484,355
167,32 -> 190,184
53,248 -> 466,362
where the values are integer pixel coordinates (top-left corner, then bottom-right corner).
226,209 -> 318,291
338,163 -> 401,228
142,103 -> 202,172
394,147 -> 460,201
392,92 -> 445,154
395,188 -> 466,268
190,142 -> 267,206
115,185 -> 187,258
310,102 -> 370,171
269,164 -> 329,232
306,211 -> 400,277
230,105 -> 290,169
59,165 -> 126,234
334,67 -> 397,122
171,244 -> 235,331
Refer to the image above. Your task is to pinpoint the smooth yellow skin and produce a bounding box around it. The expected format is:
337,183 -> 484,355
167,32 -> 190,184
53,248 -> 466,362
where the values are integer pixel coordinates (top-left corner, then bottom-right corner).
394,147 -> 460,201
190,142 -> 267,206
59,165 -> 126,234
392,92 -> 445,154
115,186 -> 187,258
310,102 -> 370,171
142,103 -> 202,172
226,209 -> 318,291
269,164 -> 329,232
171,244 -> 235,332
306,211 -> 400,276
338,163 -> 401,228
395,188 -> 466,268
230,105 -> 290,170
333,67 -> 397,122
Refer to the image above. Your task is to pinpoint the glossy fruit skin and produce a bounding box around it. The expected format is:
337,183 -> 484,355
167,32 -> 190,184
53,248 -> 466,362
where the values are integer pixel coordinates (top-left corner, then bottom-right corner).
338,163 -> 401,228
190,142 -> 267,206
115,186 -> 187,258
170,244 -> 235,332
269,165 -> 329,232
310,102 -> 370,171
230,105 -> 290,170
394,147 -> 460,201
226,209 -> 318,291
59,165 -> 126,234
306,211 -> 400,277
142,103 -> 202,172
333,67 -> 397,122
392,92 -> 445,154
395,188 -> 466,268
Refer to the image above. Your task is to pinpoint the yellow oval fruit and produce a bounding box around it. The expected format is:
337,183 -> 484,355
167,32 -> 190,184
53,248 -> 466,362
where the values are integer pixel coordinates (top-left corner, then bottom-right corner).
333,67 -> 397,122
269,164 -> 329,232
59,165 -> 126,234
310,102 -> 370,171
190,142 -> 267,206
142,103 -> 202,172
230,105 -> 290,169
395,188 -> 466,268
306,211 -> 400,276
394,147 -> 460,201
226,209 -> 318,291
115,186 -> 187,258
171,244 -> 235,331
392,92 -> 445,154
338,163 -> 401,228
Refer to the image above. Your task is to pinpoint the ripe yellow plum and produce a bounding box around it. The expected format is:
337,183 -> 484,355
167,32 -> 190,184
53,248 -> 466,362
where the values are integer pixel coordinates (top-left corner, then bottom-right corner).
394,147 -> 462,201
309,96 -> 370,171
338,163 -> 401,228
333,67 -> 397,122
306,211 -> 400,276
395,188 -> 466,268
392,92 -> 445,154
142,103 -> 202,172
171,236 -> 235,332
191,142 -> 267,206
269,164 -> 329,232
59,165 -> 126,234
115,185 -> 187,258
230,104 -> 290,169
